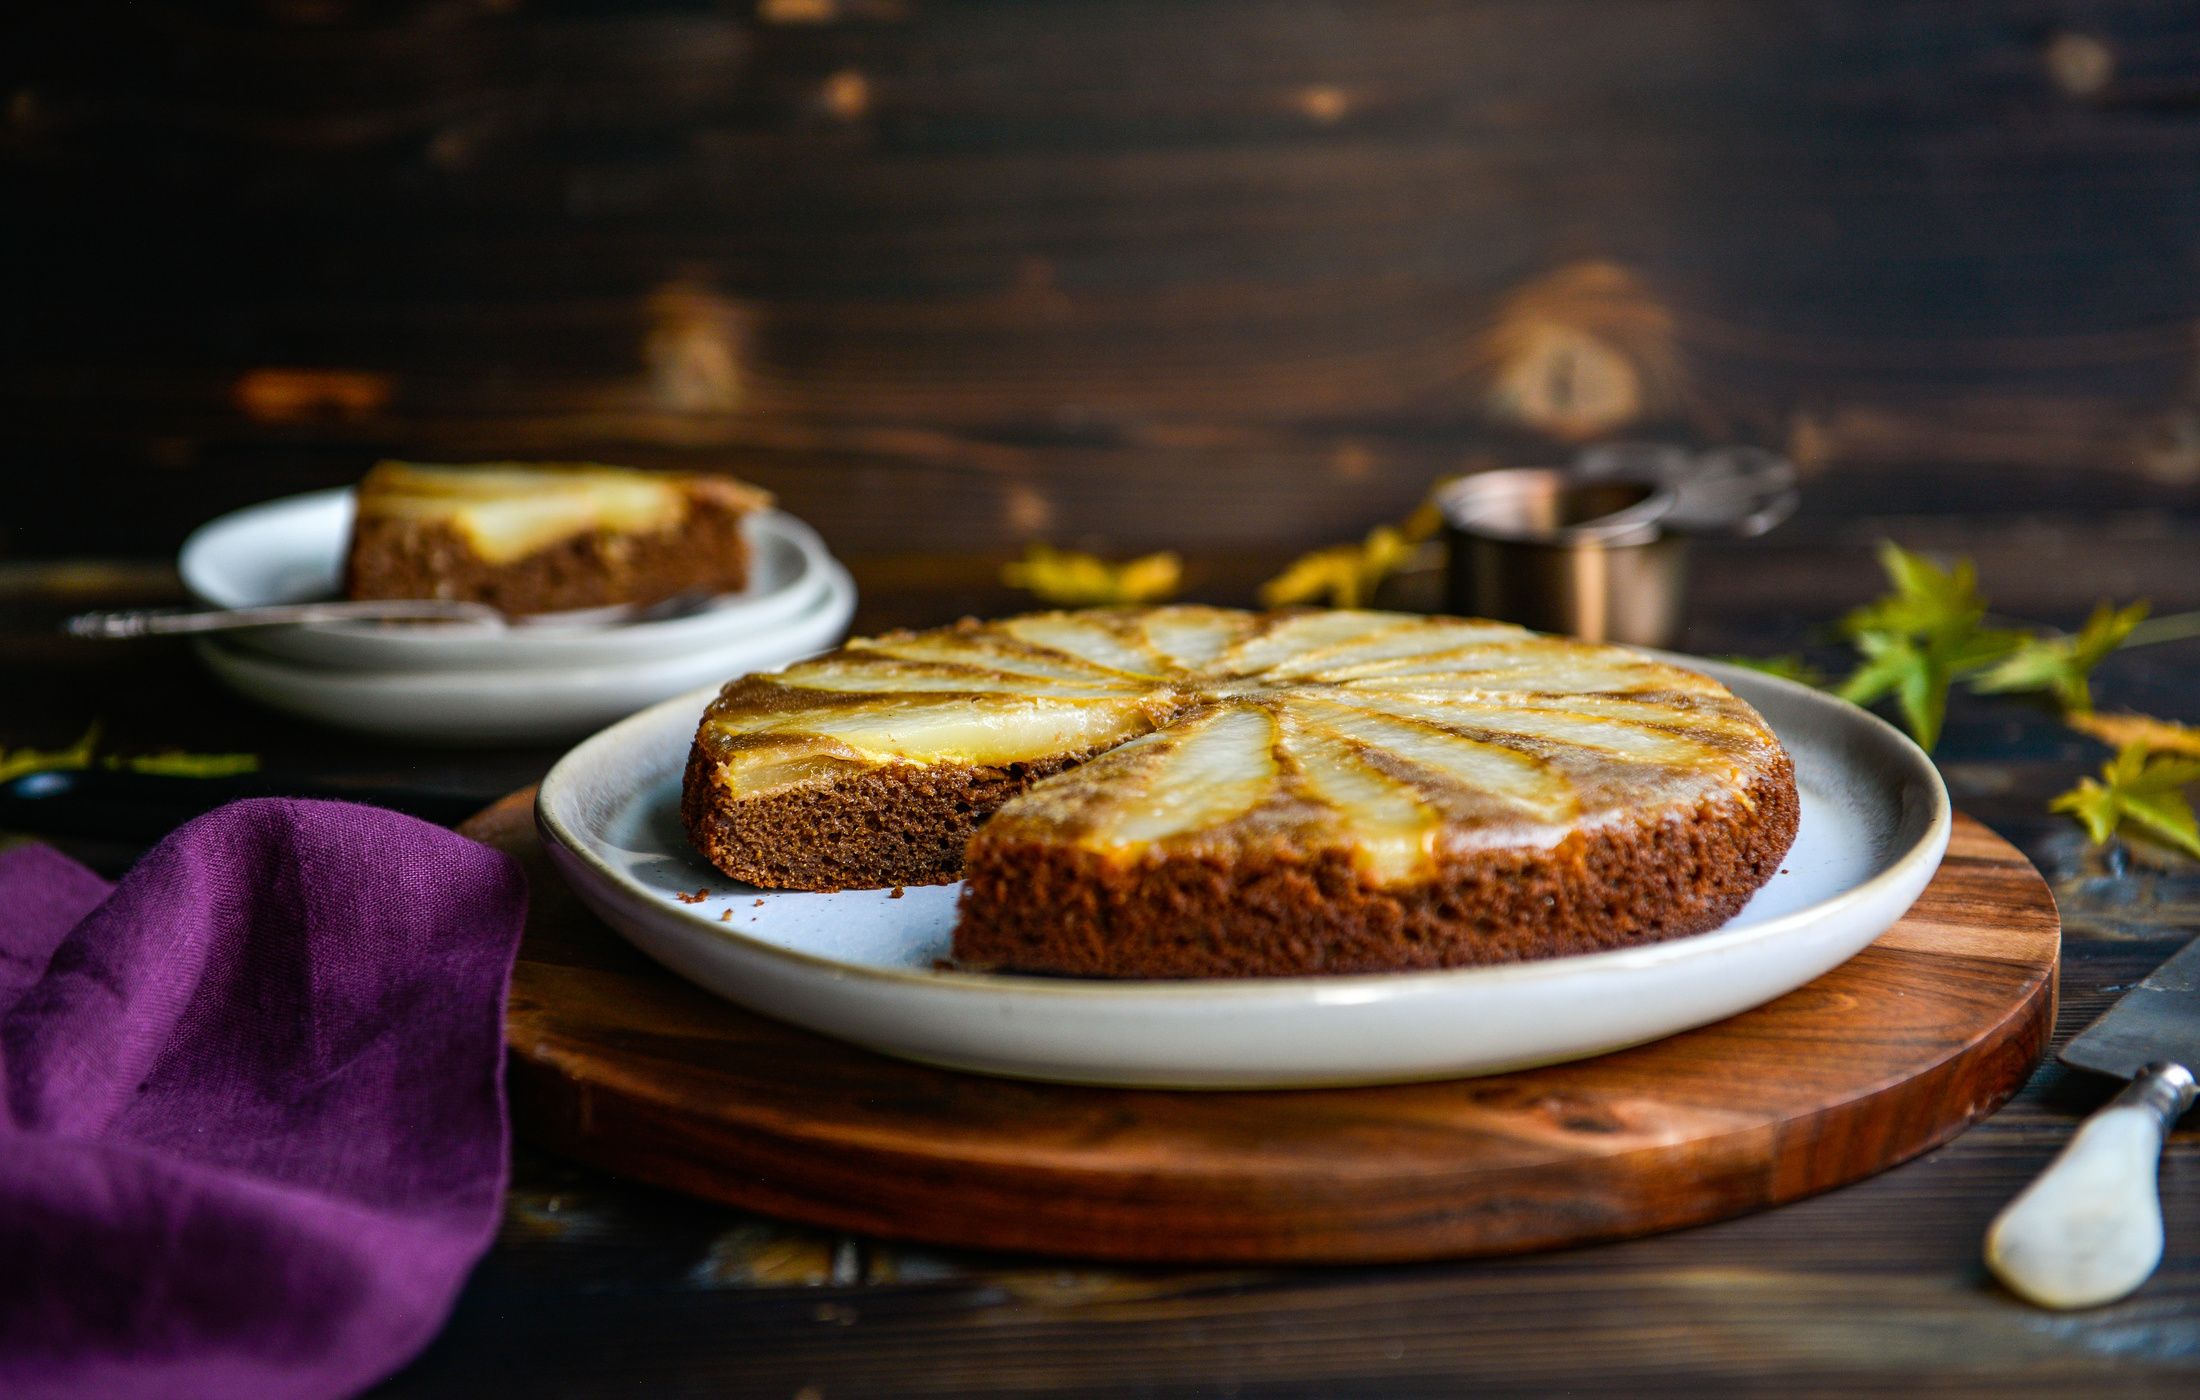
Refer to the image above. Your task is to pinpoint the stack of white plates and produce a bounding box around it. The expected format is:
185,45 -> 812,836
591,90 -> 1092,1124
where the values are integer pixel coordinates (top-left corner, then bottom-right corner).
178,488 -> 856,744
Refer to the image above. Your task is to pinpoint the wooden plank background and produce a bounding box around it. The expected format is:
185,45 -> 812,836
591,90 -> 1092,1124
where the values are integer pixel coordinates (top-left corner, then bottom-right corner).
7,0 -> 2200,562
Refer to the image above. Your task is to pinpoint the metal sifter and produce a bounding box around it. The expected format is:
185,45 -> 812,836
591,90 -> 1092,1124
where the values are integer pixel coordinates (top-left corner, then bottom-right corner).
1434,443 -> 1798,648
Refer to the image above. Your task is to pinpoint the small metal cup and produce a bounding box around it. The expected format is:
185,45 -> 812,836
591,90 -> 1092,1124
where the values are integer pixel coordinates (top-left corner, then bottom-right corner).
1436,468 -> 1690,648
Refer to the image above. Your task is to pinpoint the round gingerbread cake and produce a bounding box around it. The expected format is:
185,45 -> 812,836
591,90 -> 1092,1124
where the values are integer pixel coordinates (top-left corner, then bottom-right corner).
681,606 -> 1799,978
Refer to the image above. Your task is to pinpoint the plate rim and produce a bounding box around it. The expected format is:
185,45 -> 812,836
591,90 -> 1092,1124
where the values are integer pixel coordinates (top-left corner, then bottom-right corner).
196,560 -> 857,694
536,653 -> 1952,1004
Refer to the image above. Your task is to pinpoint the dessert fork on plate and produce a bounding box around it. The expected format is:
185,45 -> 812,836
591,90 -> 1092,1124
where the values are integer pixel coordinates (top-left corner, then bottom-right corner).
64,591 -> 719,638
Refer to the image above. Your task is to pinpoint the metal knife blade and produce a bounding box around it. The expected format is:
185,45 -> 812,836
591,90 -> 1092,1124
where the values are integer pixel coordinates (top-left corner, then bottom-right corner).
2061,936 -> 2200,1082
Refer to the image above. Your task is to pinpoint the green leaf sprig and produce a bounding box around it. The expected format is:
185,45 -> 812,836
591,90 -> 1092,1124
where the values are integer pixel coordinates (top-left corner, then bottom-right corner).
1972,601 -> 2148,715
2051,744 -> 2200,859
1829,544 -> 2025,751
1740,541 -> 2200,859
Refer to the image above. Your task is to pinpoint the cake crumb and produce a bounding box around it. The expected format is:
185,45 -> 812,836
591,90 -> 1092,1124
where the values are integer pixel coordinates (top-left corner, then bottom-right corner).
889,885 -> 905,899
753,898 -> 766,907
675,887 -> 710,904
720,909 -> 735,922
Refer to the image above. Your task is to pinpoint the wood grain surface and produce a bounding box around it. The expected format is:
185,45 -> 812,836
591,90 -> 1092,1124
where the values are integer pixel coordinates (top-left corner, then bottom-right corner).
12,2 -> 2200,566
6,545 -> 2193,1396
468,792 -> 2059,1263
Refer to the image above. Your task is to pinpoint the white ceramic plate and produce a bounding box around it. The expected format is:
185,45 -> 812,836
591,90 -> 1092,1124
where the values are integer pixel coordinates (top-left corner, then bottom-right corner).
195,561 -> 855,745
537,660 -> 1951,1089
179,487 -> 833,672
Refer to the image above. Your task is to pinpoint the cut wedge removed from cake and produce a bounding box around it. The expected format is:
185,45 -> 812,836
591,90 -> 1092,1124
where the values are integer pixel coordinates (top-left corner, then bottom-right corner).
346,461 -> 772,617
682,606 -> 1799,978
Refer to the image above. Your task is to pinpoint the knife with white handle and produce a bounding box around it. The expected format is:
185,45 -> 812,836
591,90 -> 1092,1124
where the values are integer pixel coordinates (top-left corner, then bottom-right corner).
1985,937 -> 2200,1308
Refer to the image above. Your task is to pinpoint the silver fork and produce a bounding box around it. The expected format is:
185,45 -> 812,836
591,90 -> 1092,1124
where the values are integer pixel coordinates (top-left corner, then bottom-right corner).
64,590 -> 721,638
63,600 -> 506,637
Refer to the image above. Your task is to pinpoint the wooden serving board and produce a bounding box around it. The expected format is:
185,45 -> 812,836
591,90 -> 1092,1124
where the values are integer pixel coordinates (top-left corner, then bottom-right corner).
467,792 -> 2059,1264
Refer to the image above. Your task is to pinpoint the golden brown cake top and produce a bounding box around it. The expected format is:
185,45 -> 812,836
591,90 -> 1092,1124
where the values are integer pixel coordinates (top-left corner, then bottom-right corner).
356,461 -> 771,564
694,607 -> 1790,884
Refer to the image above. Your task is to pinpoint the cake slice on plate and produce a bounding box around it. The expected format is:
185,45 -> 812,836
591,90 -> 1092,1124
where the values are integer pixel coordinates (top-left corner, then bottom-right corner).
344,461 -> 772,617
682,606 -> 1800,979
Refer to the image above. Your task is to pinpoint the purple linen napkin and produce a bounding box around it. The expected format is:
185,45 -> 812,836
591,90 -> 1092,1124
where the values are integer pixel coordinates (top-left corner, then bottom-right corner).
0,799 -> 526,1400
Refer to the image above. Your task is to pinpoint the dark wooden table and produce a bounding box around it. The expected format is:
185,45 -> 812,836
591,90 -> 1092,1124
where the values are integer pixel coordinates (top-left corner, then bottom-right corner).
6,521 -> 2200,1397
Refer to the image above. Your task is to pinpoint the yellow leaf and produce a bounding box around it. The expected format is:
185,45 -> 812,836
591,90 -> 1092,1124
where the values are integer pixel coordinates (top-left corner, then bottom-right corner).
0,724 -> 101,784
1001,545 -> 1182,608
2069,711 -> 2200,758
1400,500 -> 1445,544
2051,741 -> 2200,858
0,726 -> 264,786
1259,502 -> 1440,610
1259,544 -> 1369,609
121,751 -> 262,778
